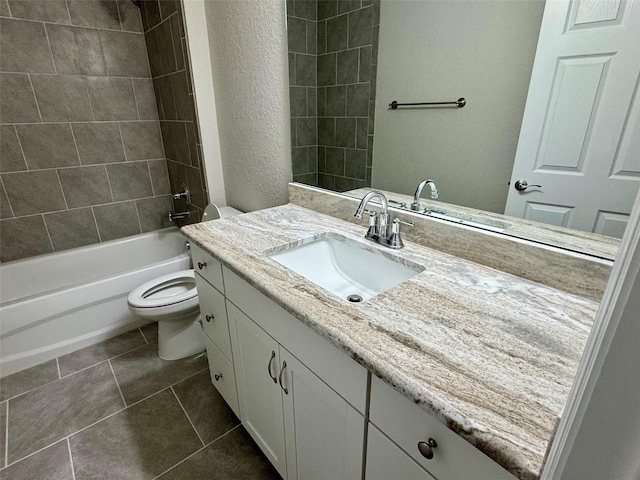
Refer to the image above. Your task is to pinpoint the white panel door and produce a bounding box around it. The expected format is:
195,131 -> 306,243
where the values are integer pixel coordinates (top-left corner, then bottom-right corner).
279,348 -> 364,480
505,0 -> 640,237
228,301 -> 287,477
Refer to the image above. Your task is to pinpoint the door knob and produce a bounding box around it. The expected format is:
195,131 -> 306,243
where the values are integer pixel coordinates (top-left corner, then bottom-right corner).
514,180 -> 542,191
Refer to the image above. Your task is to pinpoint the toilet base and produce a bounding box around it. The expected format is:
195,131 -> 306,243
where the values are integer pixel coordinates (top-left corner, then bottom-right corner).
158,314 -> 205,360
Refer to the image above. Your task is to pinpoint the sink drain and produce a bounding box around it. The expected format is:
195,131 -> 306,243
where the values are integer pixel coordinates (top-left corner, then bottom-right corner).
347,294 -> 363,303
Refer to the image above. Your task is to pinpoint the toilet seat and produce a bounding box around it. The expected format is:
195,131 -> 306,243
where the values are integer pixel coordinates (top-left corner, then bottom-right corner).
127,270 -> 197,310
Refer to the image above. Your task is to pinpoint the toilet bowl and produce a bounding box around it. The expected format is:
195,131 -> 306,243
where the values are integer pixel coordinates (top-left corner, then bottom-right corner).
127,204 -> 242,360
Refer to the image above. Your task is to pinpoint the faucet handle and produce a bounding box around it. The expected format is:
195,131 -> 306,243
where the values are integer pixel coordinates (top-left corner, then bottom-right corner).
392,218 -> 414,230
365,210 -> 378,240
386,218 -> 413,249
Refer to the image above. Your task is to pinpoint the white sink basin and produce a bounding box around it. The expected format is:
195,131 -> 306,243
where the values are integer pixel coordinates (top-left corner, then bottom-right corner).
270,236 -> 422,302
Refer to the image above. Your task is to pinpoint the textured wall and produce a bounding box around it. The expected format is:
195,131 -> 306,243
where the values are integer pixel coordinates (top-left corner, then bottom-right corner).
203,0 -> 291,213
0,0 -> 171,262
372,0 -> 544,214
140,0 -> 208,225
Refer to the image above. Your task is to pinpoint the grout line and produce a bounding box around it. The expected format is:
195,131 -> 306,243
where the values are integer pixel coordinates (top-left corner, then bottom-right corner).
0,14 -> 144,34
26,74 -> 43,123
139,327 -> 150,344
63,0 -> 71,25
103,165 -> 116,203
114,0 -> 123,31
54,169 -> 70,210
147,160 -> 156,196
0,176 -> 16,218
42,24 -> 58,75
151,424 -> 242,480
90,206 -> 102,242
41,213 -> 56,252
170,387 -> 205,447
59,343 -> 150,380
66,438 -> 77,480
82,76 -> 97,122
56,358 -> 62,379
4,0 -> 10,16
11,125 -> 28,170
117,122 -> 129,161
4,401 -> 8,468
131,79 -> 142,120
108,360 -> 127,408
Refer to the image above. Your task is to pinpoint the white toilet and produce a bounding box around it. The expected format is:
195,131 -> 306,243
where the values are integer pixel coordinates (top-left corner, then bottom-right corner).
127,204 -> 242,360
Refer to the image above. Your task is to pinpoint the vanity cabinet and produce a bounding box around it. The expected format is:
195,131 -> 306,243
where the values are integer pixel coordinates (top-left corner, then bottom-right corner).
225,266 -> 367,480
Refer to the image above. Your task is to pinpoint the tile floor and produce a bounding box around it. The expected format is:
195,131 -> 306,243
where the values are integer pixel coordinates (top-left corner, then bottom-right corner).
0,324 -> 281,480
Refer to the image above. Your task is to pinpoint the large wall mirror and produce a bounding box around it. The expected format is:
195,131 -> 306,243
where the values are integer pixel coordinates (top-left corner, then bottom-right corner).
286,0 -> 640,261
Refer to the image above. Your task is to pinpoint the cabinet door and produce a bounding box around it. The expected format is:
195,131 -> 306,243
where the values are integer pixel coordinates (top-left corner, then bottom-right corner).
280,348 -> 364,480
366,425 -> 437,480
229,302 -> 287,477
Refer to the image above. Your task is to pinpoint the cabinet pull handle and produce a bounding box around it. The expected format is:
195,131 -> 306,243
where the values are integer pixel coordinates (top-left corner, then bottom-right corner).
197,261 -> 207,270
417,439 -> 438,459
267,350 -> 277,383
278,360 -> 288,394
205,314 -> 214,322
214,373 -> 223,382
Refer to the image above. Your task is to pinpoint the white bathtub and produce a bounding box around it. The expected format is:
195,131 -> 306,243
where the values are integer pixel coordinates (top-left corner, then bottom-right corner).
0,227 -> 191,377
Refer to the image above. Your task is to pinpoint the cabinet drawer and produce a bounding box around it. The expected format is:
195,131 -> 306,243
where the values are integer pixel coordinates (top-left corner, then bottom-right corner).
195,273 -> 232,361
369,376 -> 515,480
204,335 -> 239,417
366,424 -> 436,480
223,266 -> 368,414
190,243 -> 224,293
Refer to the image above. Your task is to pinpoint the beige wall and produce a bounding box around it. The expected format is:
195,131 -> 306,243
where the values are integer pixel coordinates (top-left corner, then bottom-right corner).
202,0 -> 292,213
372,0 -> 545,213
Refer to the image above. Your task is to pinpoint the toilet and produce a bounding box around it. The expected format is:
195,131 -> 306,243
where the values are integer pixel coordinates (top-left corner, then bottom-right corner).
127,204 -> 242,360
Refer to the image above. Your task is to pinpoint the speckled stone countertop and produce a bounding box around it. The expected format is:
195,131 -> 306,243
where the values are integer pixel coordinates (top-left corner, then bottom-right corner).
181,204 -> 598,480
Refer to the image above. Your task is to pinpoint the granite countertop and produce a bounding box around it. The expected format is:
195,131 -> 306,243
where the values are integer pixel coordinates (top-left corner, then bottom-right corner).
181,204 -> 598,480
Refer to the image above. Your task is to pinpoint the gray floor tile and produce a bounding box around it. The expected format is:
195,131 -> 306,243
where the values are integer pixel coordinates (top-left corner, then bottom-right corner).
0,440 -> 73,480
110,343 -> 207,404
69,389 -> 202,480
157,427 -> 280,480
7,362 -> 124,463
172,370 -> 239,444
0,401 -> 6,469
139,322 -> 158,344
0,359 -> 58,402
58,330 -> 148,377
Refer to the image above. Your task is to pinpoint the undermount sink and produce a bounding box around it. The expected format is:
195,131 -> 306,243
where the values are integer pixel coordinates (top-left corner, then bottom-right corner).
270,236 -> 422,302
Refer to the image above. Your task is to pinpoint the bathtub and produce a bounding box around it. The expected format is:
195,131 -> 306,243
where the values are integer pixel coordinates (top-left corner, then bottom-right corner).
0,227 -> 191,377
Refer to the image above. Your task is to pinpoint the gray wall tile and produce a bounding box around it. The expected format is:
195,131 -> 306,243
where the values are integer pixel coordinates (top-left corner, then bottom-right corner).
2,170 -> 66,215
166,159 -> 186,193
172,16 -> 185,70
0,73 -> 41,123
46,25 -> 106,76
107,161 -> 153,201
345,148 -> 366,179
348,6 -> 372,48
170,72 -> 193,121
326,85 -> 346,116
121,121 -> 164,160
287,16 -> 306,54
296,117 -> 317,146
334,175 -> 355,191
318,0 -> 337,20
86,76 -> 138,121
100,30 -> 150,78
7,0 -> 71,23
160,121 -> 189,163
307,87 -> 317,116
67,0 -> 121,30
117,0 -> 143,32
0,18 -> 56,73
31,74 -> 93,122
294,0 -> 316,20
292,147 -> 307,175
159,0 -> 178,20
339,0 -> 362,15
337,49 -> 359,84
0,0 -> 9,16
335,117 -> 356,148
326,14 -> 347,52
16,124 -> 80,169
289,86 -> 307,117
154,20 -> 177,75
0,180 -> 12,218
44,207 -> 100,250
347,83 -> 369,116
0,440 -> 73,480
72,122 -> 125,164
325,147 -> 345,175
0,401 -> 4,468
0,215 -> 52,261
141,0 -> 161,31
359,46 -> 371,82
356,117 -> 368,149
306,18 -> 316,54
136,195 -> 172,232
317,53 -> 336,86
0,125 -> 28,172
154,75 -> 176,120
185,122 -> 198,165
318,172 -> 335,190
132,78 -> 159,120
148,158 -> 170,195
317,87 -> 326,116
58,165 -> 113,207
317,19 -> 327,54
318,117 -> 335,146
93,201 -> 141,241
294,54 -> 316,86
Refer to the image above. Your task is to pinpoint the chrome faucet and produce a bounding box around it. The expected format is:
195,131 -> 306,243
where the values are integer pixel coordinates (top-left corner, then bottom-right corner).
354,191 -> 413,249
411,179 -> 439,211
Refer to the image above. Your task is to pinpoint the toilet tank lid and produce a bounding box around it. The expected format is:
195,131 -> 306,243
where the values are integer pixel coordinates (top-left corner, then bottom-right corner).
202,204 -> 243,221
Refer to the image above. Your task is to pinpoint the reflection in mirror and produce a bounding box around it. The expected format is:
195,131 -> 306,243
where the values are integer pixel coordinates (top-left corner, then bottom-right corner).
286,0 -> 640,259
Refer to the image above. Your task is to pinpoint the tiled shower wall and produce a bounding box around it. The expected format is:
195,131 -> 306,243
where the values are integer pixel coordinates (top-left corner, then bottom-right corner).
141,0 -> 208,223
0,0 -> 172,262
287,0 -> 380,192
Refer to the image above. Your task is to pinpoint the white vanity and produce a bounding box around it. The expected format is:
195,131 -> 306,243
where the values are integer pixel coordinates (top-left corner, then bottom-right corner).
183,199 -> 599,480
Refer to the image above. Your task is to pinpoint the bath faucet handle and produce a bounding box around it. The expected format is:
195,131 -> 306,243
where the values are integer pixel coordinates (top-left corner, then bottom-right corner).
365,210 -> 378,240
386,218 -> 414,249
393,218 -> 414,228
